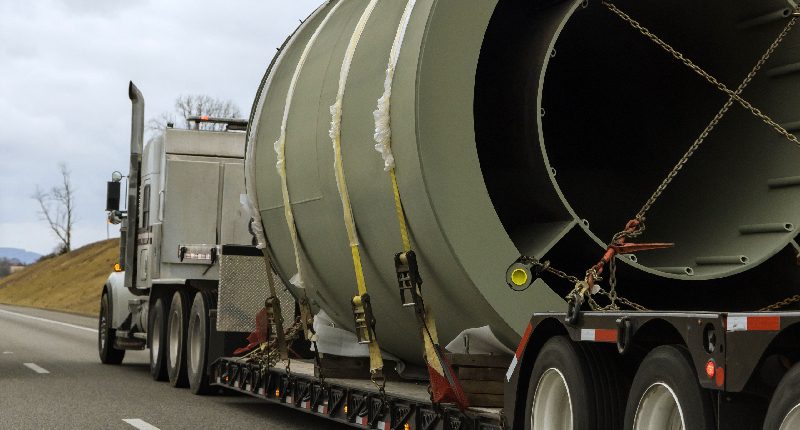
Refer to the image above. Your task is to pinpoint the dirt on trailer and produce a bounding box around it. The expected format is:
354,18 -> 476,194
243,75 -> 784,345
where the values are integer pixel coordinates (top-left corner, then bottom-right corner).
0,239 -> 118,316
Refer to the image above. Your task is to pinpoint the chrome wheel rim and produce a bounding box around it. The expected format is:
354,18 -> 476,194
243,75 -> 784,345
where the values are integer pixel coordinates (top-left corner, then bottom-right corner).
169,309 -> 180,366
151,311 -> 161,363
780,403 -> 800,430
531,368 -> 573,430
634,382 -> 685,430
189,311 -> 202,374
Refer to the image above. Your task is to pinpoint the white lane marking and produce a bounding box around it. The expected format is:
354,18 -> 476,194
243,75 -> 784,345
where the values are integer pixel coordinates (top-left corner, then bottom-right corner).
23,363 -> 49,374
0,308 -> 97,333
3,351 -> 13,354
122,419 -> 160,430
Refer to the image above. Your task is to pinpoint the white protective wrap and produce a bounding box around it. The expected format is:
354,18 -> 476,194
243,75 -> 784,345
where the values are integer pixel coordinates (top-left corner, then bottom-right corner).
244,3 -> 329,251
445,326 -> 515,356
329,0 -> 379,248
373,0 -> 418,171
312,310 -> 405,374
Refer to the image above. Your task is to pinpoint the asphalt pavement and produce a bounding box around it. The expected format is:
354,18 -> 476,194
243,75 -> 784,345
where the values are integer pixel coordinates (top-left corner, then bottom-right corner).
0,304 -> 350,430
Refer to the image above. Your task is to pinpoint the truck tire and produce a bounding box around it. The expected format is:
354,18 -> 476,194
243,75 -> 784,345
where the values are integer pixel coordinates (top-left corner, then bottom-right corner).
98,292 -> 125,364
624,345 -> 714,430
149,297 -> 168,381
187,292 -> 212,395
166,291 -> 190,388
763,362 -> 800,430
525,336 -> 626,430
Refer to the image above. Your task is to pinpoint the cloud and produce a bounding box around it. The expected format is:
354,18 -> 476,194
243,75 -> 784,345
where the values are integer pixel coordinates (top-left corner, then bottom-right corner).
0,0 -> 321,252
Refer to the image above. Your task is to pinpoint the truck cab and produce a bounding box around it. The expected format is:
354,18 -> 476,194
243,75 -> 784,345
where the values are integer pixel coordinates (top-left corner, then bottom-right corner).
97,82 -> 260,393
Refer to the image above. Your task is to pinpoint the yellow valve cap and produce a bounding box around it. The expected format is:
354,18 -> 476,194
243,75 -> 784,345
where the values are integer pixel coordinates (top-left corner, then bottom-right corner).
511,268 -> 528,286
506,262 -> 534,290
113,263 -> 122,272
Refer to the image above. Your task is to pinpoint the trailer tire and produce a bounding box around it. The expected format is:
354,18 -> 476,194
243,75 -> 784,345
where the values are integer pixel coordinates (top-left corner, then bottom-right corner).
98,292 -> 125,365
764,361 -> 800,430
624,345 -> 714,430
187,292 -> 212,395
167,291 -> 190,388
525,336 -> 625,430
149,297 -> 168,381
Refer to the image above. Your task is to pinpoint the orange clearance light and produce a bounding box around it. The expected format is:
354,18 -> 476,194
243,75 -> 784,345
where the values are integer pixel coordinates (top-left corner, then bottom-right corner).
201,115 -> 209,121
705,359 -> 716,379
404,424 -> 410,430
275,388 -> 280,397
113,263 -> 122,272
344,404 -> 348,414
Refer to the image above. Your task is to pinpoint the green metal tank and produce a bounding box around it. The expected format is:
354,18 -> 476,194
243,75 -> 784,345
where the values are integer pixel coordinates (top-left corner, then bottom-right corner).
246,0 -> 800,364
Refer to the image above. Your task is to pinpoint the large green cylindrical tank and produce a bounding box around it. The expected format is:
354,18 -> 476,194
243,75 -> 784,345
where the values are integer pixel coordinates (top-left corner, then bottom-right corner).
246,0 -> 800,364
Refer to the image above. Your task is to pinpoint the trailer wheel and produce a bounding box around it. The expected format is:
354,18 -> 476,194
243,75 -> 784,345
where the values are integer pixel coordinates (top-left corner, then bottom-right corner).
525,336 -> 626,430
149,297 -> 168,381
624,345 -> 714,430
98,292 -> 125,364
167,291 -> 190,387
187,292 -> 212,395
764,361 -> 800,430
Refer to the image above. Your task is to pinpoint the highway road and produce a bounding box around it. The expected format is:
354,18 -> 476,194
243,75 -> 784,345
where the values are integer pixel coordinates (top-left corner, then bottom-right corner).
0,304 -> 350,430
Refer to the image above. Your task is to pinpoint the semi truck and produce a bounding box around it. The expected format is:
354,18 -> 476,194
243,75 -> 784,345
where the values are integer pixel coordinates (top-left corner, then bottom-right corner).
101,0 -> 800,428
99,84 -> 295,393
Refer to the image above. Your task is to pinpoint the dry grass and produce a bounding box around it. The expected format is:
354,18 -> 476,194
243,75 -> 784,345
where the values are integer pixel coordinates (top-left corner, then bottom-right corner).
0,239 -> 119,316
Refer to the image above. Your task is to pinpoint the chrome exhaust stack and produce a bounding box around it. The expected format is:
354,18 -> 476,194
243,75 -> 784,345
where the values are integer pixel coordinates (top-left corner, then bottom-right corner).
124,81 -> 147,296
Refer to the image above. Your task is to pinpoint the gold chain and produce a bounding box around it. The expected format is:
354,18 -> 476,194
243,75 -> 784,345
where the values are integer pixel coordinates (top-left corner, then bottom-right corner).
760,295 -> 800,312
244,319 -> 303,368
592,0 -> 800,310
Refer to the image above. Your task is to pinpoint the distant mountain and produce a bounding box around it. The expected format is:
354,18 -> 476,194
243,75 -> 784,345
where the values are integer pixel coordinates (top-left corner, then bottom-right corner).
0,248 -> 42,265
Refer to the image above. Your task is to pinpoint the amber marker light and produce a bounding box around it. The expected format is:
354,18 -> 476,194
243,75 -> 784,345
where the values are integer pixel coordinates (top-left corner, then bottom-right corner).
705,359 -> 716,379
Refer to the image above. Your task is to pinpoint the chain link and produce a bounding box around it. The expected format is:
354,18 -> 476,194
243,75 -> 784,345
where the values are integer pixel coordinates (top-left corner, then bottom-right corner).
602,3 -> 800,179
760,295 -> 800,312
518,2 -> 800,316
594,1 -> 800,313
601,1 -> 800,220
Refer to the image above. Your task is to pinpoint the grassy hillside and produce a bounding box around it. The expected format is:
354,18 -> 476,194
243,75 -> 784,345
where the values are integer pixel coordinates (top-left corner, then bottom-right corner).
0,239 -> 119,316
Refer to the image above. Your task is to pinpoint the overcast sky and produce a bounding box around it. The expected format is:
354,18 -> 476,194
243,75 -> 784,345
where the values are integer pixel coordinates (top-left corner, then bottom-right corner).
0,0 -> 321,255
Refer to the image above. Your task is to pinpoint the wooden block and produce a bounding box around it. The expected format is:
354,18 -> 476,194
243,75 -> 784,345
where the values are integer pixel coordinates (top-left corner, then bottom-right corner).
457,367 -> 507,381
446,353 -> 512,369
460,380 -> 505,395
314,356 -> 401,381
466,393 -> 505,408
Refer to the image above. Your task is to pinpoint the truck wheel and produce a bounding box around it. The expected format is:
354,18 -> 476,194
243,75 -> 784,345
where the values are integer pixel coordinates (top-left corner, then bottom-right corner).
187,292 -> 212,395
149,297 -> 168,381
525,336 -> 626,430
167,291 -> 190,387
624,345 -> 714,430
98,292 -> 125,364
764,361 -> 800,430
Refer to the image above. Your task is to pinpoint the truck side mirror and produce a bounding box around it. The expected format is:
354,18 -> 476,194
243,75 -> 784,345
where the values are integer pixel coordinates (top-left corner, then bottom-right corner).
106,181 -> 121,212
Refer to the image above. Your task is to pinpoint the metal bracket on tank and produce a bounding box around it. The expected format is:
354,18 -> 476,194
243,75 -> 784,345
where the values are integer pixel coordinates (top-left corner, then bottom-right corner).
395,251 -> 423,309
352,294 -> 377,344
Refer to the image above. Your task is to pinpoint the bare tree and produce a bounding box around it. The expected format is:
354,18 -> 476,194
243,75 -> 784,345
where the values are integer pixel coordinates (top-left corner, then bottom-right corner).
33,163 -> 75,254
148,94 -> 242,137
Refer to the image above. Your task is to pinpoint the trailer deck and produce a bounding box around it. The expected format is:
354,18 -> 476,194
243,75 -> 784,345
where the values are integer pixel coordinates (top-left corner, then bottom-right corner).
213,358 -> 504,430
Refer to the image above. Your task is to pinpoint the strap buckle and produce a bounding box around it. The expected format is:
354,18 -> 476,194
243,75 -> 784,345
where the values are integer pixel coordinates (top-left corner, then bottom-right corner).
395,250 -> 423,309
352,294 -> 377,344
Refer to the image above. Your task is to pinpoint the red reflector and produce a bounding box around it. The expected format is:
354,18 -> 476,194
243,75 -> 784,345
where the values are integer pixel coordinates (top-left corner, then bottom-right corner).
595,329 -> 617,343
748,316 -> 780,331
201,115 -> 209,121
515,323 -> 533,358
705,360 -> 716,378
715,366 -> 725,387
